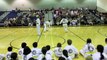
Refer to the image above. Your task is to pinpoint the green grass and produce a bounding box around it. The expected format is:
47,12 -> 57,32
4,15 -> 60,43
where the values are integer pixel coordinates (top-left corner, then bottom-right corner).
0,25 -> 107,60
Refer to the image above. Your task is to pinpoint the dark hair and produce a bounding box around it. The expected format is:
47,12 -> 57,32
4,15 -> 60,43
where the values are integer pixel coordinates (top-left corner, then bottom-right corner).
63,50 -> 68,58
97,45 -> 104,60
21,42 -> 27,48
87,38 -> 91,44
105,38 -> 107,43
8,47 -> 12,51
58,57 -> 66,60
57,43 -> 62,47
67,39 -> 72,45
46,45 -> 50,50
33,42 -> 38,48
23,46 -> 31,55
11,52 -> 17,60
41,47 -> 47,60
29,57 -> 35,60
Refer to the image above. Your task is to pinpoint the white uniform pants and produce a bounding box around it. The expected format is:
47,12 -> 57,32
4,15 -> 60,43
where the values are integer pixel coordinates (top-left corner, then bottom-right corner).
36,24 -> 40,35
63,24 -> 68,32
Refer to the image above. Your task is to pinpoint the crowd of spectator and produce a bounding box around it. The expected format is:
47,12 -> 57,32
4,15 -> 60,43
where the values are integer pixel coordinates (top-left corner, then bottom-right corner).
1,8 -> 107,27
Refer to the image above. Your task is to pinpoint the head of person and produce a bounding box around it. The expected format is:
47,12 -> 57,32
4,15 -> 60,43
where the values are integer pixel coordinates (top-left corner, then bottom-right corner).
23,46 -> 31,55
46,45 -> 50,51
58,57 -> 66,60
21,42 -> 27,48
87,38 -> 91,44
85,56 -> 93,60
29,57 -> 35,60
105,38 -> 107,44
8,47 -> 12,52
33,42 -> 38,48
57,43 -> 62,47
11,52 -> 18,60
63,49 -> 68,58
41,47 -> 47,60
67,39 -> 72,45
41,47 -> 47,55
97,45 -> 104,60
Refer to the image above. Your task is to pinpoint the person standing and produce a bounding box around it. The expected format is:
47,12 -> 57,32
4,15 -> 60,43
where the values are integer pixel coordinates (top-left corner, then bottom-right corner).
36,15 -> 41,36
60,16 -> 68,32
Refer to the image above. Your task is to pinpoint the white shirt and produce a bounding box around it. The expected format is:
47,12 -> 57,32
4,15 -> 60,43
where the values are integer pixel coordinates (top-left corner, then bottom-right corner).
92,52 -> 107,60
82,43 -> 95,53
62,55 -> 72,60
46,50 -> 53,56
104,45 -> 107,54
31,48 -> 41,56
6,51 -> 12,60
64,45 -> 78,58
23,53 -> 32,60
36,18 -> 40,25
54,47 -> 62,57
60,18 -> 68,24
18,48 -> 24,56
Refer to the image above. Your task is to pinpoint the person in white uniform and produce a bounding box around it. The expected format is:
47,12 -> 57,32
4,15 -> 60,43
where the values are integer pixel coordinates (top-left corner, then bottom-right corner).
36,15 -> 41,36
6,47 -> 13,60
37,47 -> 52,60
18,42 -> 27,60
80,38 -> 95,58
31,42 -> 41,59
92,45 -> 107,60
104,38 -> 107,54
54,43 -> 63,57
44,20 -> 50,32
62,49 -> 72,60
23,46 -> 32,60
60,17 -> 68,32
64,39 -> 78,58
46,45 -> 53,56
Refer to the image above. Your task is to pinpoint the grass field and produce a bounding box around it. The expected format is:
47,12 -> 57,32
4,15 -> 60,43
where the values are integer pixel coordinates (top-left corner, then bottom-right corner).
0,25 -> 107,60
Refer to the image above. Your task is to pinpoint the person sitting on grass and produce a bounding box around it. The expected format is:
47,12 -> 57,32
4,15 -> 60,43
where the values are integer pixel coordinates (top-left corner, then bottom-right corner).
54,43 -> 63,57
64,39 -> 78,58
80,38 -> 95,58
6,47 -> 13,60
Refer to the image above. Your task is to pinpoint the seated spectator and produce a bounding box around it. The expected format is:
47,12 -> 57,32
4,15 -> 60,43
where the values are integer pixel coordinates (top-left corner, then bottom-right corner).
92,45 -> 107,60
62,49 -> 72,60
64,39 -> 78,58
104,38 -> 107,54
23,46 -> 32,60
58,57 -> 66,60
0,54 -> 5,60
54,43 -> 62,57
37,46 -> 52,60
19,42 -> 27,56
85,56 -> 93,60
10,52 -> 18,60
80,38 -> 95,57
6,47 -> 13,60
31,42 -> 41,59
46,45 -> 53,56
